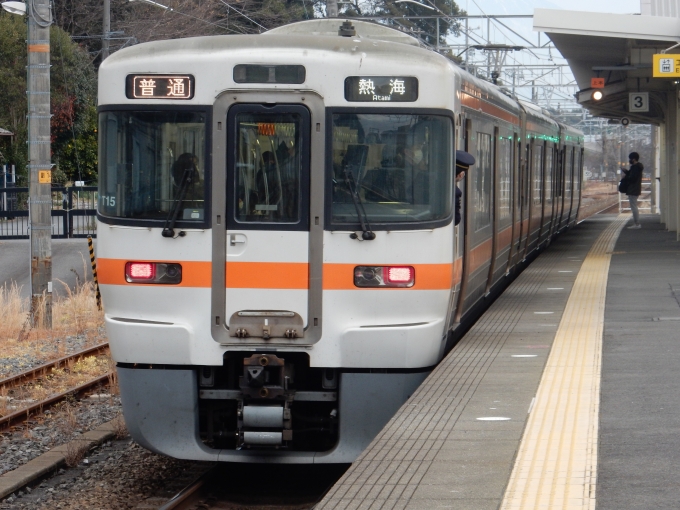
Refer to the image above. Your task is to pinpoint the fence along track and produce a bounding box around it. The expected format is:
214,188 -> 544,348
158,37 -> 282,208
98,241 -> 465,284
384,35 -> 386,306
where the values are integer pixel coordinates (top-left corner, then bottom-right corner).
0,186 -> 97,239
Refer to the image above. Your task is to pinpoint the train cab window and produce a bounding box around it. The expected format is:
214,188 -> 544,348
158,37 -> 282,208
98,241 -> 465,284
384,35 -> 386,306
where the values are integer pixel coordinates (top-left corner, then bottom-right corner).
474,132 -> 492,231
498,136 -> 512,221
98,110 -> 207,222
329,113 -> 452,227
232,111 -> 305,225
532,144 -> 543,206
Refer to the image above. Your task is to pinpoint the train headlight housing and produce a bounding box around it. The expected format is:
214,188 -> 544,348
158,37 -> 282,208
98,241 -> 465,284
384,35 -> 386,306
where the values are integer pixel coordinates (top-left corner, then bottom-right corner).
354,266 -> 415,288
125,262 -> 182,284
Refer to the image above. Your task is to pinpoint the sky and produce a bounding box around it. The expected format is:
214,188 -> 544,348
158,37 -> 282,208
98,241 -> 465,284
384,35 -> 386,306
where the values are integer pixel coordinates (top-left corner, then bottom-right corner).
441,0 -> 644,107
461,0 -> 641,16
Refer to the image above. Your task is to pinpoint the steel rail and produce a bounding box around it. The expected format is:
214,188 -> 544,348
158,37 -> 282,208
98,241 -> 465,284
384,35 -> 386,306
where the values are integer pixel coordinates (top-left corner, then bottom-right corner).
0,342 -> 109,392
0,372 -> 114,432
159,468 -> 215,510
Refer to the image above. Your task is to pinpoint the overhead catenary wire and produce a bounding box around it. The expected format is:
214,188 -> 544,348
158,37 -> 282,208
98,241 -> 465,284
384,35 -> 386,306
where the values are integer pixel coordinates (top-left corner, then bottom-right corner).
217,0 -> 267,31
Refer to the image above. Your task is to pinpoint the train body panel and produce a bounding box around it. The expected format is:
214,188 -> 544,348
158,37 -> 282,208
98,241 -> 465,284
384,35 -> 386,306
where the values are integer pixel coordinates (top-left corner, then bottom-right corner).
96,19 -> 583,463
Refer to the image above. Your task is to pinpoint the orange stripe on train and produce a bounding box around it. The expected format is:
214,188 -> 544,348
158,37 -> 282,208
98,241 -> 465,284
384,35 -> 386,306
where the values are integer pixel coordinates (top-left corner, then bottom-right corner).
98,258 -> 453,290
323,263 -> 452,290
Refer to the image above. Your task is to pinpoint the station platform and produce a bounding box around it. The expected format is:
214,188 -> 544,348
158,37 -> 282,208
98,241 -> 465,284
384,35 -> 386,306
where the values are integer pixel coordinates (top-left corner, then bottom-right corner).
317,213 -> 680,510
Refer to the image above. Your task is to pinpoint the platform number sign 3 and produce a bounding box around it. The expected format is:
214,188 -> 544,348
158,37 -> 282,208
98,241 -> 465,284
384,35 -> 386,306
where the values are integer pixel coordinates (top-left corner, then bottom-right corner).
629,92 -> 649,113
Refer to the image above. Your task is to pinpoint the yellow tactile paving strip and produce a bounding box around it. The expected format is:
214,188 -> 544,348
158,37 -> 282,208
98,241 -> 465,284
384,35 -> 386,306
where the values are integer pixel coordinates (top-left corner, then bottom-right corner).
501,215 -> 629,510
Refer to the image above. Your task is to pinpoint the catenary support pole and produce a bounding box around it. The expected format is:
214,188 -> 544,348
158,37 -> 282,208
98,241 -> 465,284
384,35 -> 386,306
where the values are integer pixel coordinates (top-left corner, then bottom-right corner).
102,0 -> 110,60
27,0 -> 53,328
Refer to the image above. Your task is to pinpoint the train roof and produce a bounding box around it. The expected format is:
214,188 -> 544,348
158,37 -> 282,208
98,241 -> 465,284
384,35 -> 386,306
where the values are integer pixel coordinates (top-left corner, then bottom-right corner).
98,19 -> 584,143
98,19 -> 460,107
265,19 -> 422,47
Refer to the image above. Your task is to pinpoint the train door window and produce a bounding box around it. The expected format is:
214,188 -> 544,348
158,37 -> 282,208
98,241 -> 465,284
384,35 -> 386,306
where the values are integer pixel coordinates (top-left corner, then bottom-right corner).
532,143 -> 543,206
329,112 -> 452,227
98,110 -> 208,223
565,148 -> 573,202
498,135 -> 512,221
474,132 -> 492,231
555,147 -> 563,198
544,146 -> 553,207
228,105 -> 309,228
575,149 -> 582,196
523,142 -> 531,209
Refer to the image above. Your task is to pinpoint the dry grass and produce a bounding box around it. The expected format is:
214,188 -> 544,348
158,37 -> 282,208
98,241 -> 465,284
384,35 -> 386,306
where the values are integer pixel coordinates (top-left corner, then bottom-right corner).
64,440 -> 90,467
0,283 -> 28,343
0,277 -> 106,379
111,413 -> 128,439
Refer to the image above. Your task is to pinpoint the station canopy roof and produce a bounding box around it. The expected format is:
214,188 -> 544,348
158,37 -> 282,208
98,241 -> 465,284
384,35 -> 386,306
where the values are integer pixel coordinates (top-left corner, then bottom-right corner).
533,8 -> 680,125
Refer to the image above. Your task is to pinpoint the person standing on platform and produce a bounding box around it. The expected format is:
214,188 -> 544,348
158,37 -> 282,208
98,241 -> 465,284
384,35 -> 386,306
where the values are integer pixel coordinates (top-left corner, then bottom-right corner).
622,151 -> 644,229
455,150 -> 475,226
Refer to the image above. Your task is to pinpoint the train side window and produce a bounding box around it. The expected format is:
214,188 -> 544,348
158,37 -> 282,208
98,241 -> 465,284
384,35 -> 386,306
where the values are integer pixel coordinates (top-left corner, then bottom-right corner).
532,144 -> 543,206
498,135 -> 512,221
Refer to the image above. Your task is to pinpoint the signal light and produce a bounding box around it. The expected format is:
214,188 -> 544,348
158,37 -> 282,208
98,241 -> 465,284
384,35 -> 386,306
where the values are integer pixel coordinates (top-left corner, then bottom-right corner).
354,266 -> 415,288
125,262 -> 182,284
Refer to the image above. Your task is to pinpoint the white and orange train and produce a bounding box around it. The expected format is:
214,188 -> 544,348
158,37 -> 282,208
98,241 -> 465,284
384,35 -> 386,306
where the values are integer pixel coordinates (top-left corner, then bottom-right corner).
96,19 -> 583,463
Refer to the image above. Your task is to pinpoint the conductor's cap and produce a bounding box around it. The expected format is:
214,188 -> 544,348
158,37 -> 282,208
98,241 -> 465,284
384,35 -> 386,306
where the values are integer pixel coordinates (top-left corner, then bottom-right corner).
455,150 -> 475,174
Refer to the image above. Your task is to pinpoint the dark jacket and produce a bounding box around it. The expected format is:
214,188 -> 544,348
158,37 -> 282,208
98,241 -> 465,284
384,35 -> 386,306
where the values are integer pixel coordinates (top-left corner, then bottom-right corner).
455,186 -> 462,226
623,162 -> 644,196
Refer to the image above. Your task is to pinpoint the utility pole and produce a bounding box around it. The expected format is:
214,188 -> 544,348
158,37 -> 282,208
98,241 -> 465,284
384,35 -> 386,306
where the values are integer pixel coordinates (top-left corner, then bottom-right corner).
102,0 -> 110,60
326,0 -> 338,18
27,0 -> 53,328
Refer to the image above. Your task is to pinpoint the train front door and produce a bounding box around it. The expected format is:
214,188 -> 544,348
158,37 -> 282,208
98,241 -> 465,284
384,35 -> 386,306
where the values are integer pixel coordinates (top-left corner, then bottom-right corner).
221,103 -> 311,343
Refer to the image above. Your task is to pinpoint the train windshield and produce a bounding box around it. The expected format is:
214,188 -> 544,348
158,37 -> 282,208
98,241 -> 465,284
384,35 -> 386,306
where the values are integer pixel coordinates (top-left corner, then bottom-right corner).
330,113 -> 452,226
98,110 -> 207,222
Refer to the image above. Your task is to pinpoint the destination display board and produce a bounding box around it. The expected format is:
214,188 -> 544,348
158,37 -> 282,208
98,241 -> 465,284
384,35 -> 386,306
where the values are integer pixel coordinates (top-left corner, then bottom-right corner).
126,75 -> 194,99
345,76 -> 418,102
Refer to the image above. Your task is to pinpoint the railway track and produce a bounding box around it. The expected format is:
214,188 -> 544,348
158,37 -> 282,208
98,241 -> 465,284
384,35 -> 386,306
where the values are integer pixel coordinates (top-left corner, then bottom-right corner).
0,343 -> 112,432
140,463 -> 349,510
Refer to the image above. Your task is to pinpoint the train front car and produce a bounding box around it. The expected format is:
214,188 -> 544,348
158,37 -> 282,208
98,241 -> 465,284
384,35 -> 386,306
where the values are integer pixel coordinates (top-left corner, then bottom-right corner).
96,20 -> 459,463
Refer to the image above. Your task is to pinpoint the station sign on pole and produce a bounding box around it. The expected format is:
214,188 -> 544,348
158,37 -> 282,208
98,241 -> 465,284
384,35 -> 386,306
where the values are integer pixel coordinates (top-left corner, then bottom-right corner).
629,92 -> 649,112
591,77 -> 605,88
653,54 -> 680,77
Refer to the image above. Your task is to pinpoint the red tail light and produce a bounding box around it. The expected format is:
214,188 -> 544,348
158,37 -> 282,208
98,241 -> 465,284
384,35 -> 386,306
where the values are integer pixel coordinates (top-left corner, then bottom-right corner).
125,262 -> 182,284
387,266 -> 414,284
126,262 -> 155,280
354,266 -> 415,288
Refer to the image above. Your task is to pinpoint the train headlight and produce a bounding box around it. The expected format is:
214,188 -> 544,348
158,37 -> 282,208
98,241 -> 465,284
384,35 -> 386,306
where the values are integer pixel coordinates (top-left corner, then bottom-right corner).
125,262 -> 182,284
354,266 -> 415,288
592,90 -> 603,101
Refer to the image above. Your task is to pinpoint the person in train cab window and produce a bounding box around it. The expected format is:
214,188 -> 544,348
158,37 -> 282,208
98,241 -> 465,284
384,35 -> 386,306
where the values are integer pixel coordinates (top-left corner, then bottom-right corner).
256,151 -> 281,211
622,151 -> 644,229
405,145 -> 429,204
171,153 -> 201,201
455,150 -> 475,226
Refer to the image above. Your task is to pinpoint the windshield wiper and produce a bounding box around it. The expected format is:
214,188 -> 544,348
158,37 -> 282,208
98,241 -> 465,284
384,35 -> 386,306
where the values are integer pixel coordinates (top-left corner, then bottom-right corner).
162,167 -> 194,238
343,166 -> 375,241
